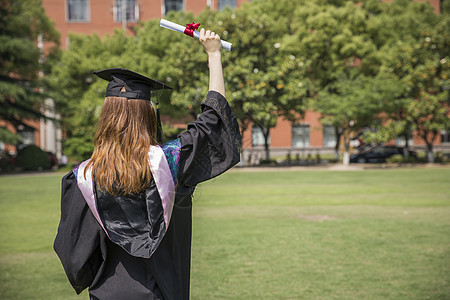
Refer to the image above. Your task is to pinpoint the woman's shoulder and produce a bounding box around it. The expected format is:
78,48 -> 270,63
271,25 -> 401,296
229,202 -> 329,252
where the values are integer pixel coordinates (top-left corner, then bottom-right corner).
70,158 -> 91,182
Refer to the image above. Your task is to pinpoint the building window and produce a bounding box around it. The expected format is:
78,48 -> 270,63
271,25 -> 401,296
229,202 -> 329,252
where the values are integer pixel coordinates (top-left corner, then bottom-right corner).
394,134 -> 414,147
441,130 -> 450,143
165,0 -> 183,14
67,0 -> 90,22
322,125 -> 337,147
114,0 -> 139,22
292,124 -> 310,148
19,130 -> 35,146
218,0 -> 237,10
252,126 -> 269,147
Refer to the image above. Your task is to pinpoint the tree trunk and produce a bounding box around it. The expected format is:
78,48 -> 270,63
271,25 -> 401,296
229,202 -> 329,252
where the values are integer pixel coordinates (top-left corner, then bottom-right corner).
342,133 -> 350,166
419,130 -> 437,163
403,133 -> 410,158
239,123 -> 247,167
263,128 -> 270,161
426,142 -> 434,163
343,152 -> 350,165
334,126 -> 342,160
240,150 -> 246,167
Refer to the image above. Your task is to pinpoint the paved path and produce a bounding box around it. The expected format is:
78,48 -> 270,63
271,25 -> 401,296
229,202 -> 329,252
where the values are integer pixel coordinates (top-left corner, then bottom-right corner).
1,163 -> 449,177
232,163 -> 450,172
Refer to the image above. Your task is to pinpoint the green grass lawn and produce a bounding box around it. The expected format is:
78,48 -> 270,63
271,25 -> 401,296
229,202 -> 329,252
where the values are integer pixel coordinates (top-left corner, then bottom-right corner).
0,167 -> 449,299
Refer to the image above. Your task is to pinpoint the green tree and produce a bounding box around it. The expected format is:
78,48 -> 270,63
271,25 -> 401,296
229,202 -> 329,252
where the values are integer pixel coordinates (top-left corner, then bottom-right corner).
152,10 -> 211,121
441,0 -> 450,15
167,3 -> 306,161
48,31 -> 138,161
226,0 -> 307,161
51,0 -> 450,165
0,0 -> 60,145
48,19 -> 189,162
364,0 -> 450,162
285,0 -> 385,164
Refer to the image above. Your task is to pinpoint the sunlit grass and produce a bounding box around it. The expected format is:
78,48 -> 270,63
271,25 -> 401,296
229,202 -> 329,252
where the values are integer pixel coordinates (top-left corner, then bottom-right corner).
0,168 -> 449,299
191,168 -> 450,299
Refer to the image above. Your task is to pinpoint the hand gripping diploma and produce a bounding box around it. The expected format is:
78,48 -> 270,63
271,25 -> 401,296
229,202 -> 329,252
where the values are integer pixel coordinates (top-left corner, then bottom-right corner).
199,28 -> 226,98
160,19 -> 232,51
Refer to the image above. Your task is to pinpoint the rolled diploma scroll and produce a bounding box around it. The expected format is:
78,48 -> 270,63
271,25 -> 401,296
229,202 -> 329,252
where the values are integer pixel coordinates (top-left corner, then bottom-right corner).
160,19 -> 232,51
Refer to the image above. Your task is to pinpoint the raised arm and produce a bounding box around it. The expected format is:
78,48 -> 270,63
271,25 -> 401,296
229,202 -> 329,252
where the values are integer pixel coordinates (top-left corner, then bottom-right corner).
199,28 -> 225,97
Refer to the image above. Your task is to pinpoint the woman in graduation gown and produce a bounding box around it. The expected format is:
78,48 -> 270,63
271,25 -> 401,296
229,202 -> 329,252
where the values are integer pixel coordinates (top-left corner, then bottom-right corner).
54,28 -> 241,300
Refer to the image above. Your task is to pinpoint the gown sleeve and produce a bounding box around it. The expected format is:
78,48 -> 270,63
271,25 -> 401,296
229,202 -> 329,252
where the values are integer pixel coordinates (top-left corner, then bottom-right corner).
53,171 -> 107,294
177,90 -> 241,186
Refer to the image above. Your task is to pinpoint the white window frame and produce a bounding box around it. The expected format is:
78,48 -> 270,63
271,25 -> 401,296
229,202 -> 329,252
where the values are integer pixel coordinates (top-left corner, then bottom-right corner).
394,133 -> 414,147
163,0 -> 184,16
114,0 -> 139,23
218,0 -> 237,11
292,124 -> 310,148
252,126 -> 269,147
440,130 -> 450,143
66,0 -> 90,23
323,124 -> 337,147
19,129 -> 35,146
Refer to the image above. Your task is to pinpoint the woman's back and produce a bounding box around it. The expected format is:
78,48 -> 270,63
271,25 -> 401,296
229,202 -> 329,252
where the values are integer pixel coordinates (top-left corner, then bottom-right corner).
54,29 -> 241,300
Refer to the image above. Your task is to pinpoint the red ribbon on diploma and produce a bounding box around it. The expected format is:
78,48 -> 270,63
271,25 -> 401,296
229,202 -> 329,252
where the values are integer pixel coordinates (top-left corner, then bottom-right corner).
184,22 -> 200,37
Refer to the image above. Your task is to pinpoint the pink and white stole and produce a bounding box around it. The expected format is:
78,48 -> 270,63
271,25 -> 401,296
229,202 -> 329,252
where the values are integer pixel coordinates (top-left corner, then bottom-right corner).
76,145 -> 176,236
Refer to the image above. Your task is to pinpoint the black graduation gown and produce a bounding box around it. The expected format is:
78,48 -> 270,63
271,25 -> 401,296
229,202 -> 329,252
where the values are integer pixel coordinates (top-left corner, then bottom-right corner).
54,91 -> 241,300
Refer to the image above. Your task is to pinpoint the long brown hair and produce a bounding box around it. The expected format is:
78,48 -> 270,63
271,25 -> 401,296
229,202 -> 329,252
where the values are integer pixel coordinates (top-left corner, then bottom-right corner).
85,96 -> 157,195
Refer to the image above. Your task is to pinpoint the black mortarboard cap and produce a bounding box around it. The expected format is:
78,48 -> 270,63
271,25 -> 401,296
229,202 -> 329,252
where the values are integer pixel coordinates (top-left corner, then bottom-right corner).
93,68 -> 172,144
93,68 -> 171,100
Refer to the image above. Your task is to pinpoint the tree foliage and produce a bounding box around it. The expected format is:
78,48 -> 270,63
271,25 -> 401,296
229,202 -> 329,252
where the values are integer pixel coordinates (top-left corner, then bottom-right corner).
281,0 -> 388,163
0,0 -> 60,144
48,0 -> 449,163
362,0 -> 450,162
50,4 -> 307,161
160,4 -> 308,160
48,17 -> 192,161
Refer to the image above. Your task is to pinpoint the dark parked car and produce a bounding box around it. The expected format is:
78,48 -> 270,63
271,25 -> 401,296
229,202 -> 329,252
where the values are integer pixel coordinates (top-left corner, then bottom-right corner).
46,151 -> 58,168
350,145 -> 417,163
0,151 -> 15,172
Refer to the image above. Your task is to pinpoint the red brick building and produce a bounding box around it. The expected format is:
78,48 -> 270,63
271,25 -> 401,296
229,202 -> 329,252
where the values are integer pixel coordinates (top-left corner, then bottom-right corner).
35,0 -> 448,162
43,0 -> 249,49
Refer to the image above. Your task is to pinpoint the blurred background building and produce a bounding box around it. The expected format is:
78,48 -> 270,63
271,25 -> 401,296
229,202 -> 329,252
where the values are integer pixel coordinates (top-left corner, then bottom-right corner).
8,0 -> 445,164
